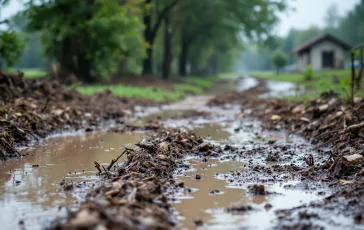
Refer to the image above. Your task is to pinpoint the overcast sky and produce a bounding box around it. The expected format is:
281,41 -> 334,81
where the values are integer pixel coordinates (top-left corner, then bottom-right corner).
276,0 -> 360,36
1,0 -> 361,36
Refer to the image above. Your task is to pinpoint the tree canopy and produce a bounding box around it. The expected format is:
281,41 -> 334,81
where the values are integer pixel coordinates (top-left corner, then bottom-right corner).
0,0 -> 24,69
1,0 -> 287,81
271,49 -> 288,74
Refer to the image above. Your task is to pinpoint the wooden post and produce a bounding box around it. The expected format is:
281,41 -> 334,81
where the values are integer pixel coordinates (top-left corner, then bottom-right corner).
162,15 -> 172,80
351,50 -> 356,106
358,47 -> 364,89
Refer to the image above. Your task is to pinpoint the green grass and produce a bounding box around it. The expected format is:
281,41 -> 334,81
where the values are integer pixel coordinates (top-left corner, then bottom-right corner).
251,69 -> 351,84
9,68 -> 47,79
76,85 -> 184,102
183,76 -> 220,88
250,69 -> 364,101
75,76 -> 221,102
173,83 -> 204,95
218,72 -> 241,79
4,67 -> 220,102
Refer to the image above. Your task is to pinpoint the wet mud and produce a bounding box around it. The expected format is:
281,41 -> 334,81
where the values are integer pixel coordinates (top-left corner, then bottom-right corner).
0,131 -> 146,230
0,71 -> 156,160
1,74 -> 364,229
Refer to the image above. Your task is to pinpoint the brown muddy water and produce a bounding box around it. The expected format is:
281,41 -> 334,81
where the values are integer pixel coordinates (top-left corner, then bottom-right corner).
0,131 -> 145,230
171,125 -> 322,230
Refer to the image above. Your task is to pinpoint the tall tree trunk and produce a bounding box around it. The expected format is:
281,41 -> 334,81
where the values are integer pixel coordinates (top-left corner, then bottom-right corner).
142,0 -> 179,76
77,52 -> 92,82
191,63 -> 199,75
356,47 -> 364,90
119,59 -> 129,76
179,31 -> 189,77
179,43 -> 188,76
142,0 -> 153,75
162,16 -> 172,80
211,54 -> 218,76
59,38 -> 93,84
59,39 -> 76,83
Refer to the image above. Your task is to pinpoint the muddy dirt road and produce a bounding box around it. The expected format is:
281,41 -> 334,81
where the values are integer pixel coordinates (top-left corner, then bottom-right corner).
1,75 -> 364,230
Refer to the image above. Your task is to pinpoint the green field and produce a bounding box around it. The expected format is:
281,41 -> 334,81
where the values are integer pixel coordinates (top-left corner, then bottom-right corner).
250,69 -> 351,83
9,68 -> 47,79
5,67 -> 221,102
250,69 -> 364,101
75,76 -> 220,102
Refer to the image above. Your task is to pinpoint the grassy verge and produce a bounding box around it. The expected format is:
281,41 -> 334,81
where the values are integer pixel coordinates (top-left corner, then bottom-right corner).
250,69 -> 364,101
5,67 -> 222,102
75,76 -> 221,102
9,68 -> 47,79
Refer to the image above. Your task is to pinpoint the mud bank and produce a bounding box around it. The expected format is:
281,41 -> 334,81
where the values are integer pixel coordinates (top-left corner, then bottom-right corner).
0,71 -> 156,160
3,75 -> 364,229
48,88 -> 346,229
208,78 -> 364,228
51,128 -> 227,230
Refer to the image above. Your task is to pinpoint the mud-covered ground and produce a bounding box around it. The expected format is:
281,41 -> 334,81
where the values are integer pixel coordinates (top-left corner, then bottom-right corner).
2,73 -> 364,229
208,79 -> 364,229
0,71 -> 156,160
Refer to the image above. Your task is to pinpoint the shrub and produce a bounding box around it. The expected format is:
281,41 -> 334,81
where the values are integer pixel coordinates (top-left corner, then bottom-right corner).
303,65 -> 313,81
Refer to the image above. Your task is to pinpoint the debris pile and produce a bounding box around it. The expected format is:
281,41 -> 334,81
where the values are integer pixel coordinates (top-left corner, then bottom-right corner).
210,84 -> 364,180
53,128 -> 223,229
0,71 -> 156,160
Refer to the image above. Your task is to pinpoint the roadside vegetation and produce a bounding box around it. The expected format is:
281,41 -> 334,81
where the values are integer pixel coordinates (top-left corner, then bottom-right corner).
251,69 -> 350,83
7,65 -> 221,102
9,68 -> 47,79
251,69 -> 364,101
74,76 -> 220,102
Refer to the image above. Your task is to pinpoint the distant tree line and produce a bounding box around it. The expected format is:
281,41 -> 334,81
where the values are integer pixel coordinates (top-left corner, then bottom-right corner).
0,0 -> 286,82
237,1 -> 364,72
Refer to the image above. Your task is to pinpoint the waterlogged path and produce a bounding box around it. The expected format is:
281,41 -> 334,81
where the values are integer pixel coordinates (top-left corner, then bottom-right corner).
1,76 -> 351,229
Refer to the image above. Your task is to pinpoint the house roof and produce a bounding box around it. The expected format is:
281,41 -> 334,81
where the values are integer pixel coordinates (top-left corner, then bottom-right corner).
292,33 -> 352,54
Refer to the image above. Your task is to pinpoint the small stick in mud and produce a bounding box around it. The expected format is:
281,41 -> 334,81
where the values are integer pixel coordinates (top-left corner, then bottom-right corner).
304,154 -> 314,167
135,142 -> 157,153
107,149 -> 127,171
102,165 -> 107,171
347,122 -> 364,134
41,97 -> 50,113
94,161 -> 102,173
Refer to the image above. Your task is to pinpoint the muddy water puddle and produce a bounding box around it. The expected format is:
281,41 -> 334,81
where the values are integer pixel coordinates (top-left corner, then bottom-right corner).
172,158 -> 248,229
0,76 -> 336,230
0,131 -> 145,230
170,123 -> 324,229
130,99 -> 322,229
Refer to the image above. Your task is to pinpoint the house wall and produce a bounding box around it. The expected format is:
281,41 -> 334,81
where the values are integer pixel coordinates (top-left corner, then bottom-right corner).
311,40 -> 346,70
296,40 -> 347,71
297,52 -> 309,71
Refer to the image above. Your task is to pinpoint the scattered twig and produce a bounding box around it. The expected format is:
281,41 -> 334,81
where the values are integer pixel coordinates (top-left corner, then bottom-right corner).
107,149 -> 127,171
94,161 -> 102,173
347,122 -> 364,134
41,97 -> 50,113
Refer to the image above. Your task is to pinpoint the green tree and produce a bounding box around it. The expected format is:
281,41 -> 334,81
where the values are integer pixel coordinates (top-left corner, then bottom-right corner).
142,0 -> 180,75
271,50 -> 288,74
173,0 -> 286,76
325,4 -> 341,30
337,0 -> 364,46
26,0 -> 144,83
293,26 -> 322,48
9,12 -> 49,69
0,0 -> 25,70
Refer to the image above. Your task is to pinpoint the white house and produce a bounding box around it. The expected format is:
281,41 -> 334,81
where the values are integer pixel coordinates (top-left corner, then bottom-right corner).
292,34 -> 351,71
